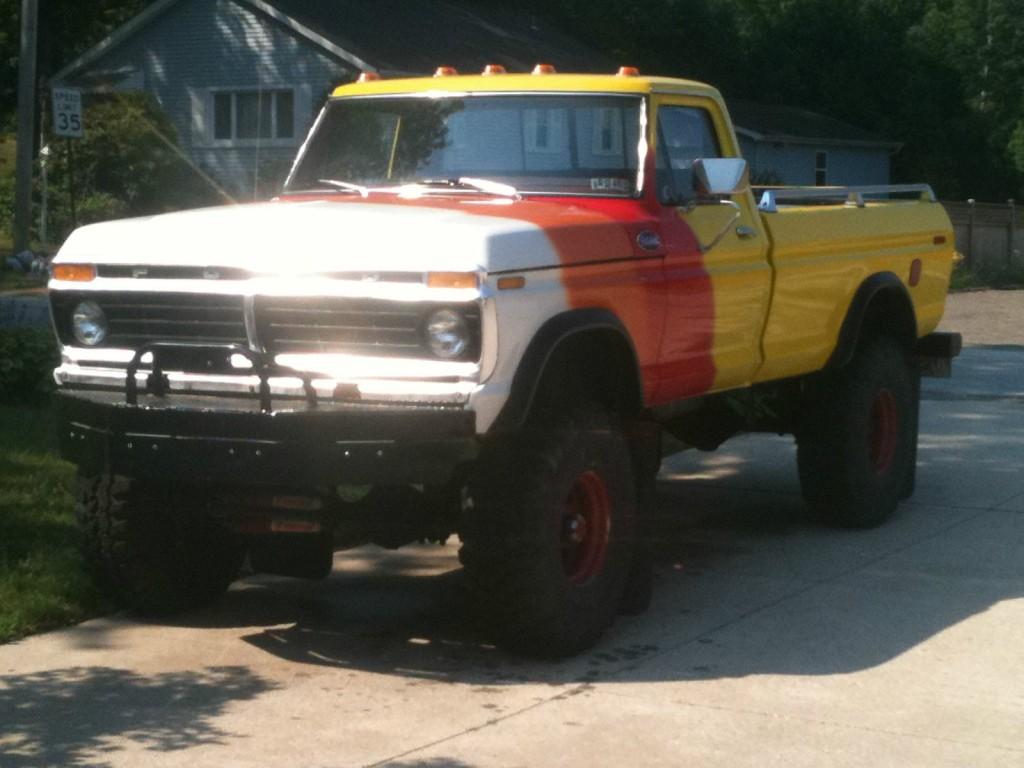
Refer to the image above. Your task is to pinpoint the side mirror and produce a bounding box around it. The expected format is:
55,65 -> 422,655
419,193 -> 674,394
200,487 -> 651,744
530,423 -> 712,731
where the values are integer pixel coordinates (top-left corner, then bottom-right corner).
693,158 -> 749,197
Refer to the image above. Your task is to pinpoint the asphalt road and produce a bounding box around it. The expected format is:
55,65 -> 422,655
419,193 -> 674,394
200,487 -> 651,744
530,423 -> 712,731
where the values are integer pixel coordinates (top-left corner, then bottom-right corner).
2,346 -> 1022,767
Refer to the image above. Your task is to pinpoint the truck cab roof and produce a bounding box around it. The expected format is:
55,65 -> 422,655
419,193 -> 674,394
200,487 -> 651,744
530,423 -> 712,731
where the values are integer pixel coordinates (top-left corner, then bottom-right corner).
330,71 -> 722,100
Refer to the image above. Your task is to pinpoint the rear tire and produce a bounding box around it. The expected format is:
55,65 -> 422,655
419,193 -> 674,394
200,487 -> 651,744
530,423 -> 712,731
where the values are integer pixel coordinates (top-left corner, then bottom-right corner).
459,403 -> 637,657
797,336 -> 917,528
75,475 -> 244,614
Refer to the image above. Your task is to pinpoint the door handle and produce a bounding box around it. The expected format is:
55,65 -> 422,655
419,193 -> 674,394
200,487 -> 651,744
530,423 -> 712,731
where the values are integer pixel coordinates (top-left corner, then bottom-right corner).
736,225 -> 757,239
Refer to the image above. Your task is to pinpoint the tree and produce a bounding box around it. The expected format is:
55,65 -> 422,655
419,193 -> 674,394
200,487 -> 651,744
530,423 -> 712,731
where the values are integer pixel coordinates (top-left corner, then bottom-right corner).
40,92 -> 220,240
0,0 -> 151,126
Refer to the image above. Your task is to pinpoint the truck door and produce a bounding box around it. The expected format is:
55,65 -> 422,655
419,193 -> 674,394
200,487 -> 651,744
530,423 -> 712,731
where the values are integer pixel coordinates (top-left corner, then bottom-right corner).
652,95 -> 772,400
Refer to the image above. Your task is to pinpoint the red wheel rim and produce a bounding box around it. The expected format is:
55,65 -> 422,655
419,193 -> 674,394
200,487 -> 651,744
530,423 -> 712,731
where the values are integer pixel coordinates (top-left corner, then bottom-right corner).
561,470 -> 611,585
869,388 -> 899,474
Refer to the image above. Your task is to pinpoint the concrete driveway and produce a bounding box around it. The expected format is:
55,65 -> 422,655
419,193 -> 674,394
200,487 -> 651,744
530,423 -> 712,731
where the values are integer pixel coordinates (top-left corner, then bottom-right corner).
2,345 -> 1023,768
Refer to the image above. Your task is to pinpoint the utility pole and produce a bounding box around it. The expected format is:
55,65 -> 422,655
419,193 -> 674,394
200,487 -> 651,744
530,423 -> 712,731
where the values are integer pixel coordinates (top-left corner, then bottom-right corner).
13,0 -> 40,259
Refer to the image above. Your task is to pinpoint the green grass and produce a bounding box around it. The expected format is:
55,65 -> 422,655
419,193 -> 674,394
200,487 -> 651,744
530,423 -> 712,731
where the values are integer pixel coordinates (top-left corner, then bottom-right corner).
0,405 -> 105,644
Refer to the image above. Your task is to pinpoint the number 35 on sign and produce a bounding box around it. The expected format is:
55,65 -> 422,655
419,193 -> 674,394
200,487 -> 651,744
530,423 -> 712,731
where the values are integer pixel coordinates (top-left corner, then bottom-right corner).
52,87 -> 84,138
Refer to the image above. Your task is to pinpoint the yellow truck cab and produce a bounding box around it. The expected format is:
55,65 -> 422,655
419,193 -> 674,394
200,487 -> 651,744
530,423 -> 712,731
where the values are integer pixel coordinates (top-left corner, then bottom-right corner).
50,67 -> 961,655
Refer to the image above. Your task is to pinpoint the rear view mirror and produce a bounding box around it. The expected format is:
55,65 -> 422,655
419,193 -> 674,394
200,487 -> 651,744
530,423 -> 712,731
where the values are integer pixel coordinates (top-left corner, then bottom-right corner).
693,158 -> 749,197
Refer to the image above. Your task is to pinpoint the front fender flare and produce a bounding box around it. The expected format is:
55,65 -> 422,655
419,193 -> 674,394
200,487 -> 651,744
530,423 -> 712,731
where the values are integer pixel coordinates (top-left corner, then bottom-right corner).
491,308 -> 642,431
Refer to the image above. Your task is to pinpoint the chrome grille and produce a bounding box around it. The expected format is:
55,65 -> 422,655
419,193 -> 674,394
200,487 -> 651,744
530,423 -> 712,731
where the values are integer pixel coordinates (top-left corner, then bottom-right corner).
255,296 -> 481,360
52,291 -> 247,347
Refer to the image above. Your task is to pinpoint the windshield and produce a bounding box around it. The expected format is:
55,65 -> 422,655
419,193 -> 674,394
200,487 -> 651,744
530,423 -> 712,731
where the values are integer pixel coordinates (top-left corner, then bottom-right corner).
285,94 -> 645,197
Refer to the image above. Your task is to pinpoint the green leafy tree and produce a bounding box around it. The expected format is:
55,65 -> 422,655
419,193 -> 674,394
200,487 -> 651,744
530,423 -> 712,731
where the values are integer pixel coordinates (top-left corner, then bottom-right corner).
0,0 -> 152,126
41,92 -> 220,239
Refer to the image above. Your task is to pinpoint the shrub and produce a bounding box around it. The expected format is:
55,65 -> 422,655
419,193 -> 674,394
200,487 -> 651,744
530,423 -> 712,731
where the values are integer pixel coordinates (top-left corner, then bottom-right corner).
0,329 -> 60,404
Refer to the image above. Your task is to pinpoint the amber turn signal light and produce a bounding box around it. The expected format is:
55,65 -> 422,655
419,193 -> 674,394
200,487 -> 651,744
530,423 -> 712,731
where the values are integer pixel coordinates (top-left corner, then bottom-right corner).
427,272 -> 479,290
497,276 -> 526,291
52,264 -> 96,282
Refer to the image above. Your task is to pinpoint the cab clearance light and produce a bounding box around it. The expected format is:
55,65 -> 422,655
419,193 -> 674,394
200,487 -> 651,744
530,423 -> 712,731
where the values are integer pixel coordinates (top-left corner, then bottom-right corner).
434,66 -> 458,77
617,66 -> 640,77
532,64 -> 557,75
357,71 -> 381,82
482,64 -> 507,76
427,272 -> 479,290
52,264 -> 96,282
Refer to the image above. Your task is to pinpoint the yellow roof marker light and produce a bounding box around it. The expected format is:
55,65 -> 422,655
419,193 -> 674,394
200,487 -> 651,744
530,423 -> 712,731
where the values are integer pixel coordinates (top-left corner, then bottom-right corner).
482,64 -> 507,76
532,64 -> 557,75
357,72 -> 381,83
434,66 -> 459,77
617,66 -> 640,77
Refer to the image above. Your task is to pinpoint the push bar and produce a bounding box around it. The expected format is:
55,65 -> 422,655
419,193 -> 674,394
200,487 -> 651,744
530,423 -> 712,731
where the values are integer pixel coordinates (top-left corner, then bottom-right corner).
124,342 -> 318,413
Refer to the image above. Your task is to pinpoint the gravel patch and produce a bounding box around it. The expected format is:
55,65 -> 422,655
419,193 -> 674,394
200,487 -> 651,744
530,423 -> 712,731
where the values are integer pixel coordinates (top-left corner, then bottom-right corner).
939,290 -> 1023,346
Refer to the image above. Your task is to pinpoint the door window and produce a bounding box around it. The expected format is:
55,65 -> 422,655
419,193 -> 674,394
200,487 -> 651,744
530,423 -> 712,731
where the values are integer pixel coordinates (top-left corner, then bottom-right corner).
656,106 -> 720,205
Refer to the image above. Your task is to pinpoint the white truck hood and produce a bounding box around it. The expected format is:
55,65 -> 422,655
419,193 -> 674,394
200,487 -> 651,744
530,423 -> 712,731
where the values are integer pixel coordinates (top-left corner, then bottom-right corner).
53,197 -> 629,276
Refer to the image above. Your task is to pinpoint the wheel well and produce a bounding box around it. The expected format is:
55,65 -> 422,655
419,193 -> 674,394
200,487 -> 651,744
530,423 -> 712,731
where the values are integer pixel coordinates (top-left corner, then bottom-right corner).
860,289 -> 917,349
830,274 -> 917,369
493,310 -> 644,431
529,329 -> 643,420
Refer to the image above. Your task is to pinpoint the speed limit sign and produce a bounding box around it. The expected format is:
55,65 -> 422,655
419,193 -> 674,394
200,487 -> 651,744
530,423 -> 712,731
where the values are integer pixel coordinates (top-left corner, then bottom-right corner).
52,87 -> 84,138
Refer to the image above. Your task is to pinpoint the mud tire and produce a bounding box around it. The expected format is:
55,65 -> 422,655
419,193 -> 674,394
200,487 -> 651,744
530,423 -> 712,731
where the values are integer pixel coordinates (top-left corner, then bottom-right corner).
797,336 -> 918,528
459,403 -> 637,657
75,475 -> 243,614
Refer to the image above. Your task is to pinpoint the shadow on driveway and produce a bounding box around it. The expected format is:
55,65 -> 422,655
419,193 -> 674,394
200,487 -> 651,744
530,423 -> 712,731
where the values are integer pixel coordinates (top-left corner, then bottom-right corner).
0,666 -> 275,767
151,406 -> 1023,689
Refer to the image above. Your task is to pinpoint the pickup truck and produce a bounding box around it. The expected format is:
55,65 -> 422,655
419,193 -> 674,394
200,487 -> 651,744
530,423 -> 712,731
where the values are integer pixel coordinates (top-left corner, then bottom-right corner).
49,67 -> 961,656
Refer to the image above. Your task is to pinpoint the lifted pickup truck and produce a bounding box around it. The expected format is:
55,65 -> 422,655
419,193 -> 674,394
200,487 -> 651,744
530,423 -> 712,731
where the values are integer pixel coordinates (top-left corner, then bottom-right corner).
50,67 -> 961,656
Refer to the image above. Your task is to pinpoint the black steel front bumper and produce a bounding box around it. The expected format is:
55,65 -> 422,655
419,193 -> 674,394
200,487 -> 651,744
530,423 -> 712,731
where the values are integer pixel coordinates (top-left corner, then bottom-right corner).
58,392 -> 478,486
57,343 -> 478,486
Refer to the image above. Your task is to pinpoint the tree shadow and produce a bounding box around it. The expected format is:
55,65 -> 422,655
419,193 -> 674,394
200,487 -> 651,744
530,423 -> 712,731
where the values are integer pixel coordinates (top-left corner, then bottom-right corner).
0,666 -> 276,767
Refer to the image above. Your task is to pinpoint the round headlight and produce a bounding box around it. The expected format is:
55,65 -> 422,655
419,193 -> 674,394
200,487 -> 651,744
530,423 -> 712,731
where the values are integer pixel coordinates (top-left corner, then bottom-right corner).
425,308 -> 469,359
71,301 -> 108,346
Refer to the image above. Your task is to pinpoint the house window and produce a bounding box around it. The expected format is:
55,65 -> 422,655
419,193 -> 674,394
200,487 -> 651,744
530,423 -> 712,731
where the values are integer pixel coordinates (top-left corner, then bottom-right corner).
524,109 -> 567,154
212,90 -> 295,142
815,151 -> 828,186
592,108 -> 624,156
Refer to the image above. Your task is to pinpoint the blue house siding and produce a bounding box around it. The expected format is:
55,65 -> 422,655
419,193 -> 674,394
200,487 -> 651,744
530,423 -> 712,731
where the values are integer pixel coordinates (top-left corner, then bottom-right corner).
738,135 -> 892,187
57,0 -> 353,199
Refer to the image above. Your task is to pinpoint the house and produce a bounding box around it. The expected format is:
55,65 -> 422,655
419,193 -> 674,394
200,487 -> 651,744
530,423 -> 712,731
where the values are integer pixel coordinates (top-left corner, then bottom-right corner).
728,100 -> 901,187
52,0 -> 612,199
52,0 -> 897,199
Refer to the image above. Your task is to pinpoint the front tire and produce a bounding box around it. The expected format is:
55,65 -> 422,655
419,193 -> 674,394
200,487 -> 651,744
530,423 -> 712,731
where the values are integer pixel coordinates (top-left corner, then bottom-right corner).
459,403 -> 637,656
797,336 -> 917,528
75,475 -> 244,614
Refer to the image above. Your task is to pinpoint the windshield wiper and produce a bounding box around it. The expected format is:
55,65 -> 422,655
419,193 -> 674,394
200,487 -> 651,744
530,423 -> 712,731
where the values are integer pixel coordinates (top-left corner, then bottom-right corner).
414,177 -> 521,200
315,178 -> 370,198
